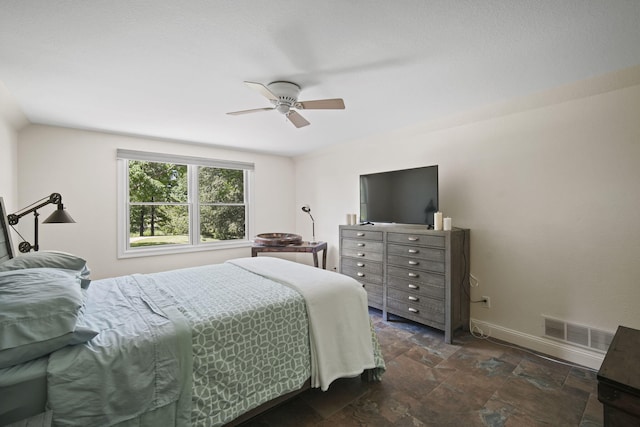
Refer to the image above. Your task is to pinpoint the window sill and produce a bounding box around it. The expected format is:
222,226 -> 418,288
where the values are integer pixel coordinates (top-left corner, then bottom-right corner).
117,240 -> 252,259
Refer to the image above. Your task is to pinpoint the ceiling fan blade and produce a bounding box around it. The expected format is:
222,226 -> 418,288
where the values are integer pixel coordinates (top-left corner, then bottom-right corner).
244,81 -> 278,101
297,98 -> 345,110
287,111 -> 310,128
227,107 -> 275,115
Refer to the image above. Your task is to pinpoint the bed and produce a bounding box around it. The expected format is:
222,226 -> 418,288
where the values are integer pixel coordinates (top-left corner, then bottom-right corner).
0,196 -> 385,426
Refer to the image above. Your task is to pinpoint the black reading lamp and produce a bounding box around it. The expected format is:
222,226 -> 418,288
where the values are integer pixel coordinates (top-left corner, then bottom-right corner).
7,193 -> 75,253
301,205 -> 316,244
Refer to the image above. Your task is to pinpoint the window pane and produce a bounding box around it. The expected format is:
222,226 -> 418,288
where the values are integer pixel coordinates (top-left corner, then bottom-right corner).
129,205 -> 189,247
200,205 -> 246,241
129,160 -> 188,203
199,167 -> 244,203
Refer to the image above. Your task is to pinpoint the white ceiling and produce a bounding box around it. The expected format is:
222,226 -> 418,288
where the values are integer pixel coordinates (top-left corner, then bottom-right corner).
1,1 -> 639,157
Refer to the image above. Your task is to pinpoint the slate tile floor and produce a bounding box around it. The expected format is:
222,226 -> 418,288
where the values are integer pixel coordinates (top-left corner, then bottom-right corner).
242,309 -> 603,427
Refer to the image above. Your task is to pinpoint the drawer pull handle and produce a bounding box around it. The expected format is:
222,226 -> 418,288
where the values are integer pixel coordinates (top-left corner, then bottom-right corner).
408,273 -> 419,278
408,284 -> 419,289
357,243 -> 365,247
356,262 -> 365,267
357,253 -> 365,257
408,296 -> 419,301
408,249 -> 419,254
408,260 -> 419,266
408,307 -> 419,313
356,232 -> 365,237
357,272 -> 365,277
407,237 -> 419,241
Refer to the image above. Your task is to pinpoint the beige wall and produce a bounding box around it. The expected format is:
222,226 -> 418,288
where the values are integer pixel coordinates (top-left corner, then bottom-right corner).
293,68 -> 640,368
17,125 -> 297,278
0,81 -> 27,211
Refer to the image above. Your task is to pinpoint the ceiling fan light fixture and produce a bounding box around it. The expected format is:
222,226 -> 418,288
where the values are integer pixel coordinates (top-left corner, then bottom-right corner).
276,103 -> 291,114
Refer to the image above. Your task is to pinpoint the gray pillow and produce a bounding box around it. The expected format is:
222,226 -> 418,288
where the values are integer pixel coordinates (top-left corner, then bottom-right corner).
0,268 -> 97,368
0,251 -> 91,289
0,327 -> 98,369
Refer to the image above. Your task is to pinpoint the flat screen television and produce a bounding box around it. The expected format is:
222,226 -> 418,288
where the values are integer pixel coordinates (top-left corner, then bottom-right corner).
360,165 -> 438,226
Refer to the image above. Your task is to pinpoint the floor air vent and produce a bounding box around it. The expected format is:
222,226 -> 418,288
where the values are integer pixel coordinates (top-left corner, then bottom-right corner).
543,315 -> 614,353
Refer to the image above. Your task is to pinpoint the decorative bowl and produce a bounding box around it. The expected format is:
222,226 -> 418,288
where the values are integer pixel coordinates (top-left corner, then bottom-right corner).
254,233 -> 303,246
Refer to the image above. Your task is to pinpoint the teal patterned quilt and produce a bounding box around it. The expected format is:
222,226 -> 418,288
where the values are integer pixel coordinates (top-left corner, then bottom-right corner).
150,263 -> 311,425
47,260 -> 384,426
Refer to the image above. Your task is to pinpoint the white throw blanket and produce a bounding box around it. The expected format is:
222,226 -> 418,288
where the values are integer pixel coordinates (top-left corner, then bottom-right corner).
228,257 -> 375,391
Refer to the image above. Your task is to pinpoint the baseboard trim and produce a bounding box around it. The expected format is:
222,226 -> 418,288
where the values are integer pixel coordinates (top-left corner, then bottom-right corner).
469,318 -> 605,371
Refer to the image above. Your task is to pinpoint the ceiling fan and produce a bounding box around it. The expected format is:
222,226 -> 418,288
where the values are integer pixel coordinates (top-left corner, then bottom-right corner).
227,81 -> 345,128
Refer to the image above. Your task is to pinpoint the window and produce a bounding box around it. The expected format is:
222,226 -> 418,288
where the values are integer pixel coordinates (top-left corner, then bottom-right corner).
117,149 -> 254,257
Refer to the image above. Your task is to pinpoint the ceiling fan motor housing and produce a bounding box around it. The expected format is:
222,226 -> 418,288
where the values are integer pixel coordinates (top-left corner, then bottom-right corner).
268,81 -> 300,114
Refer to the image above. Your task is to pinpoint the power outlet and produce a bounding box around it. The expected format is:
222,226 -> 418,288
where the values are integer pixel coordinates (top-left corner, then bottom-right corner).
481,296 -> 491,308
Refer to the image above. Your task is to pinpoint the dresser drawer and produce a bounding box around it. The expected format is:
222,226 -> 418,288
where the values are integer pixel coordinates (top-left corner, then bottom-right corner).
387,287 -> 445,309
387,255 -> 445,273
388,287 -> 442,306
387,265 -> 445,286
362,281 -> 383,298
386,296 -> 445,326
341,244 -> 384,262
341,257 -> 383,275
387,277 -> 444,300
387,232 -> 445,248
387,243 -> 444,262
342,239 -> 383,252
341,229 -> 383,241
342,266 -> 383,285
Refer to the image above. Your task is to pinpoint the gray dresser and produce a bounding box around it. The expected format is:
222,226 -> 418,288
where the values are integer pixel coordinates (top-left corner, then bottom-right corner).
339,224 -> 470,344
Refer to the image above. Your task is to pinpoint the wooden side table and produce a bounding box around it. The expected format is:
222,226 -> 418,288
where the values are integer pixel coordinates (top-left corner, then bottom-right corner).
251,241 -> 328,269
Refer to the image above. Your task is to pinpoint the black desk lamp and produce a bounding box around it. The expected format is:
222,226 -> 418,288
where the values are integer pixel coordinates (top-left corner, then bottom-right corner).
7,193 -> 75,253
301,205 -> 316,244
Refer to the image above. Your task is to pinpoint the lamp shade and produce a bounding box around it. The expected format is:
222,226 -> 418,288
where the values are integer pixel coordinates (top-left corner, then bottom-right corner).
43,205 -> 75,224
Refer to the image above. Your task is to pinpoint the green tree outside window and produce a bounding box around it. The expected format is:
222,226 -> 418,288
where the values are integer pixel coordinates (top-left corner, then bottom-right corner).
128,161 -> 246,248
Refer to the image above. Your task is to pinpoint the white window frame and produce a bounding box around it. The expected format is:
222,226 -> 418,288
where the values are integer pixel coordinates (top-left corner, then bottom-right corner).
117,149 -> 254,258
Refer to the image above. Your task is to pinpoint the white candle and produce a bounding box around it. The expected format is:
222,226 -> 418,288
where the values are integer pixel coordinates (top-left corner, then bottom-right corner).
346,214 -> 352,225
434,212 -> 443,230
351,213 -> 358,225
443,217 -> 452,231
